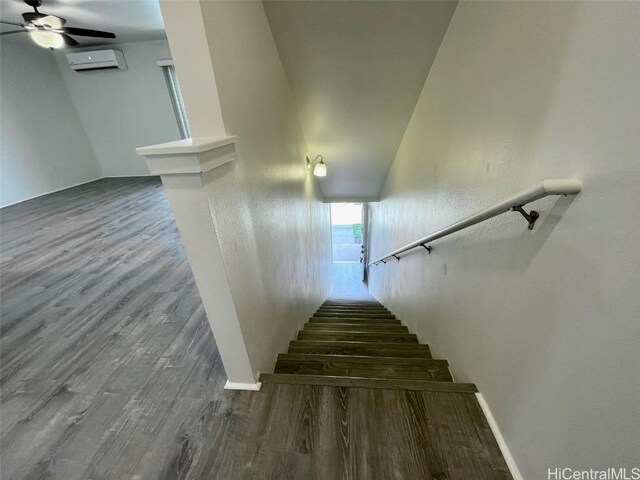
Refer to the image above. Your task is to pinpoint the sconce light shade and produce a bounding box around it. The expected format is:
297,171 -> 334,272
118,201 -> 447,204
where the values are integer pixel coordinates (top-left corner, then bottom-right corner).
306,154 -> 326,177
313,159 -> 327,177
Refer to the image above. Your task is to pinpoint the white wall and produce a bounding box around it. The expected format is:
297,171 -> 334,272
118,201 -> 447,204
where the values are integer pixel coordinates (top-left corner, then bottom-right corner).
0,41 -> 101,207
198,1 -> 332,376
368,1 -> 640,476
55,39 -> 180,176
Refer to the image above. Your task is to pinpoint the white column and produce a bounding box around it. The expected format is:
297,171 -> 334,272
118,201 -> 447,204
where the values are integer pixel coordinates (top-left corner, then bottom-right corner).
137,137 -> 260,390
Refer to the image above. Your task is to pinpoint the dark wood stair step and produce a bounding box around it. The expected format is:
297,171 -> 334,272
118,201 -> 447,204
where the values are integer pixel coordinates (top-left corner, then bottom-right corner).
314,312 -> 395,319
319,304 -> 388,308
274,355 -> 452,381
309,317 -> 401,325
322,303 -> 383,308
260,374 -> 478,393
317,307 -> 389,312
311,316 -> 400,323
278,353 -> 444,365
316,310 -> 391,315
304,323 -> 408,333
289,341 -> 431,358
297,331 -> 418,343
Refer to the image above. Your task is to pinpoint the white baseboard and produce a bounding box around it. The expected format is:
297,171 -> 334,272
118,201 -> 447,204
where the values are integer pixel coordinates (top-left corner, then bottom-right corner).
475,393 -> 523,480
104,174 -> 156,178
0,174 -> 161,209
224,380 -> 262,391
0,176 -> 103,209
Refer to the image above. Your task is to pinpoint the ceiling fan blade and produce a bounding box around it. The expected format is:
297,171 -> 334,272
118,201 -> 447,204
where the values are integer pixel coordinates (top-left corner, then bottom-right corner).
60,33 -> 79,46
0,30 -> 27,36
63,27 -> 115,39
1,20 -> 25,27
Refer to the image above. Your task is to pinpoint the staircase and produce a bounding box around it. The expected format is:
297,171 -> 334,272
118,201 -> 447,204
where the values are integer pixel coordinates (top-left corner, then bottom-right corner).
260,299 -> 478,392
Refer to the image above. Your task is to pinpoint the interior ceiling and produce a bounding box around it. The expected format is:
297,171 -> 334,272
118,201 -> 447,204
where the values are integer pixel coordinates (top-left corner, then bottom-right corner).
264,1 -> 457,201
0,0 -> 165,47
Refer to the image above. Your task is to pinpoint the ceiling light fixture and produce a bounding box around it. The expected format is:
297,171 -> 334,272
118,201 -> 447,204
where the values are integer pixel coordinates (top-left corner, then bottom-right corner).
35,14 -> 64,29
29,29 -> 64,48
1,0 -> 117,50
306,155 -> 327,177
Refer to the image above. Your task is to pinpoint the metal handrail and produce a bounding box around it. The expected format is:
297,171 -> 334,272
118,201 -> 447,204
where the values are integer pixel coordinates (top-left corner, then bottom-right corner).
368,179 -> 582,266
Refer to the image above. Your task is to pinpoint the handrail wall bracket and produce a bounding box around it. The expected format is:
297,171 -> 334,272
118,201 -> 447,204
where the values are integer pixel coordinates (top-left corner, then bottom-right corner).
511,205 -> 540,230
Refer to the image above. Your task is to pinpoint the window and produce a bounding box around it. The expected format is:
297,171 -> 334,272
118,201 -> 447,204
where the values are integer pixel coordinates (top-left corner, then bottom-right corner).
160,63 -> 191,139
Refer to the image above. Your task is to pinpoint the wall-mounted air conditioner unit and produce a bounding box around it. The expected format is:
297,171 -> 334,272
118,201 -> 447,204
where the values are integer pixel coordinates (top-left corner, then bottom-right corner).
66,50 -> 127,72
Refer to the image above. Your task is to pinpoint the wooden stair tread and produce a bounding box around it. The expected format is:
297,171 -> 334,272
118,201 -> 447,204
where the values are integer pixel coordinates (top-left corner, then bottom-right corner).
274,355 -> 452,381
290,340 -> 429,349
260,374 -> 478,393
323,301 -> 380,304
277,353 -> 445,365
309,318 -> 401,325
288,344 -> 432,358
310,316 -> 400,323
314,312 -> 396,318
321,306 -> 387,310
316,307 -> 391,314
274,363 -> 452,381
266,299 -> 476,392
304,323 -> 408,332
298,332 -> 418,343
318,305 -> 389,309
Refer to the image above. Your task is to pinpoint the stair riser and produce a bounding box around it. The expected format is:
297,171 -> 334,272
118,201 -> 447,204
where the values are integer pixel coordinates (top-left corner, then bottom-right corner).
311,318 -> 400,324
288,346 -> 432,358
298,333 -> 418,343
309,319 -> 401,325
304,325 -> 408,333
322,304 -> 384,309
260,374 -> 478,393
277,354 -> 445,366
318,307 -> 391,313
315,313 -> 395,318
291,340 -> 429,349
274,362 -> 453,381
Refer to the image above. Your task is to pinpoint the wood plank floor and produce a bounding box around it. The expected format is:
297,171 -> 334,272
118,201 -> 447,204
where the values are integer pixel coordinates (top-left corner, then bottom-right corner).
0,177 -> 511,479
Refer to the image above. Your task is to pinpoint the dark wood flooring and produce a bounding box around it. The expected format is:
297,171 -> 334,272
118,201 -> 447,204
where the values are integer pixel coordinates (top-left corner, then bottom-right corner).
0,177 -> 511,479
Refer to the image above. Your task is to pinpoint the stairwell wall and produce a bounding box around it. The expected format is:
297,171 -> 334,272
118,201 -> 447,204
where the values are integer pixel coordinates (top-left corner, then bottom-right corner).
194,1 -> 332,377
368,1 -> 640,476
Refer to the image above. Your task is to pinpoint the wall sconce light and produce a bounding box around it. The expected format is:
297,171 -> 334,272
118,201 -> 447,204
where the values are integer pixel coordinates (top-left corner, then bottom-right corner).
306,155 -> 327,177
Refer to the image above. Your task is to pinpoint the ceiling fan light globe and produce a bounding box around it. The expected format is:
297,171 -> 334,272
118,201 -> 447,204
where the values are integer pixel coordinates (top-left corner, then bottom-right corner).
29,30 -> 64,49
38,15 -> 65,29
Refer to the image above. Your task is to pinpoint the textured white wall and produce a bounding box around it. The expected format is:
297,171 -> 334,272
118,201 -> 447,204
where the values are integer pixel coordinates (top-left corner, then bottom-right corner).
55,40 -> 180,177
0,41 -> 101,207
368,2 -> 640,476
197,1 -> 332,376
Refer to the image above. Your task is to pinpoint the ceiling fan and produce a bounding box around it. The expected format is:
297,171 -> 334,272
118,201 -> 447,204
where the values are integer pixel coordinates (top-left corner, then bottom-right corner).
0,0 -> 116,49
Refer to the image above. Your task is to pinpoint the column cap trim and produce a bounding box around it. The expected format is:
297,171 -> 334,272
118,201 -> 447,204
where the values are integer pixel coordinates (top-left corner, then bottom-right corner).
136,136 -> 237,175
136,136 -> 236,156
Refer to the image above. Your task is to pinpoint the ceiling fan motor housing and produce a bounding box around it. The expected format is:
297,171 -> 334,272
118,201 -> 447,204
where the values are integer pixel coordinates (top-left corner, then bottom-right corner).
24,0 -> 43,9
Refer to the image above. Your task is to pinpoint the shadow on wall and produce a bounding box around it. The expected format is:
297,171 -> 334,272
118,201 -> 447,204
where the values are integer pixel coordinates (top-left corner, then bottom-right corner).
455,194 -> 579,274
